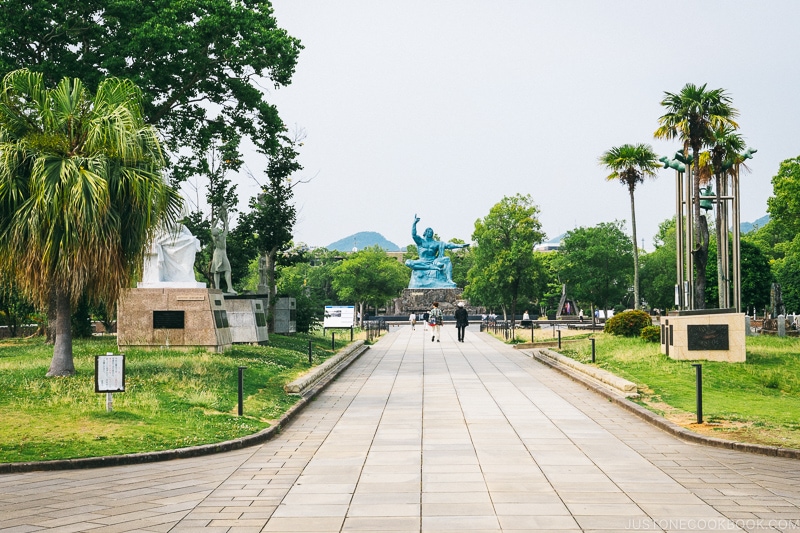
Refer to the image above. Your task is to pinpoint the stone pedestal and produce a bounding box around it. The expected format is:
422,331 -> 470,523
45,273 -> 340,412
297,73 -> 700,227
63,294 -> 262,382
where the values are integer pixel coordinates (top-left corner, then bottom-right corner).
660,309 -> 745,362
225,295 -> 269,345
117,288 -> 232,352
393,288 -> 480,316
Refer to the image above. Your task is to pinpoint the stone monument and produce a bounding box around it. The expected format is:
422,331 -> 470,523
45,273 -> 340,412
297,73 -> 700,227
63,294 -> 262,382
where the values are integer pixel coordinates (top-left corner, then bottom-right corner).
118,220 -> 232,352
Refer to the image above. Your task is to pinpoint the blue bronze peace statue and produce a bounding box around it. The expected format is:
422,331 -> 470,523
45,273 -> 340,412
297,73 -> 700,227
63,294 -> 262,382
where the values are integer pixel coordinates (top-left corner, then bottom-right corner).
405,215 -> 469,289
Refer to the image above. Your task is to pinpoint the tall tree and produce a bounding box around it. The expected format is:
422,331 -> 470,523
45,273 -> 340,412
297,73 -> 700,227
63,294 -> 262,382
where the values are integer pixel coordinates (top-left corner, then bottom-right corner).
465,194 -> 545,327
639,218 -> 678,312
0,0 -> 302,183
654,83 -> 739,309
331,247 -> 409,326
239,136 -> 301,330
554,222 -> 633,319
599,143 -> 660,310
0,70 -> 180,376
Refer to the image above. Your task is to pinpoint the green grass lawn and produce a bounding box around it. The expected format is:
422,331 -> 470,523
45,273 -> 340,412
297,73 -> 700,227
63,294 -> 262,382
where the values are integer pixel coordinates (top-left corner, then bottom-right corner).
0,333 -> 353,463
558,333 -> 800,449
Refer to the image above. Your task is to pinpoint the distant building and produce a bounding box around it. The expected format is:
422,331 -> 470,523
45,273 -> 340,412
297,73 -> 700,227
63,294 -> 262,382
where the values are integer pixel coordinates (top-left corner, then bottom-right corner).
534,242 -> 560,252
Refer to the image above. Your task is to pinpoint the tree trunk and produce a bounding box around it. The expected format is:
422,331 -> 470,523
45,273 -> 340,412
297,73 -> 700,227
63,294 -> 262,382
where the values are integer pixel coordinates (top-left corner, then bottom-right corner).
45,284 -> 57,344
629,185 -> 640,310
46,289 -> 74,377
693,215 -> 709,309
692,153 -> 708,310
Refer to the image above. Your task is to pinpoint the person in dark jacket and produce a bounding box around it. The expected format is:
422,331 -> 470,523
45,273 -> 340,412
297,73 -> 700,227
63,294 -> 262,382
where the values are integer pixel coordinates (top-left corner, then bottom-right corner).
454,302 -> 469,342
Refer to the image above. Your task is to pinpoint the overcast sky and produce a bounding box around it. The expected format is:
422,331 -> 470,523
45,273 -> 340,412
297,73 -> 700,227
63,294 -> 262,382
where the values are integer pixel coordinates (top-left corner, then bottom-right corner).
209,1 -> 800,251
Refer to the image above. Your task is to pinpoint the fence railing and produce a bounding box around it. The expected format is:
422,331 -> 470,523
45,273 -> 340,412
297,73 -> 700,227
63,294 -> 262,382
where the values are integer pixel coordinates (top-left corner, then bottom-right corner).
363,319 -> 388,343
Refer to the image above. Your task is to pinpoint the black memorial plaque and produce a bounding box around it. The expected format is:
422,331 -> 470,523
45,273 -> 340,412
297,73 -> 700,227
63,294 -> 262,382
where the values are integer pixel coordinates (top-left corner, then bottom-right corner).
213,310 -> 229,329
687,324 -> 729,350
153,310 -> 185,329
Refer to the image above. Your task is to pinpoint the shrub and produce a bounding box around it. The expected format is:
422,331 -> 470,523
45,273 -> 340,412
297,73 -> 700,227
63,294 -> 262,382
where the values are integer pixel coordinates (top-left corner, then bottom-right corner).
604,309 -> 652,337
640,325 -> 661,343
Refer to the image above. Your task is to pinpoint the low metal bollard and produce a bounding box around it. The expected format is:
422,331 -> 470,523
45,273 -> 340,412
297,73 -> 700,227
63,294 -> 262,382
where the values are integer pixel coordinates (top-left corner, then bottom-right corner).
591,337 -> 596,363
308,339 -> 313,364
693,364 -> 703,424
238,366 -> 247,416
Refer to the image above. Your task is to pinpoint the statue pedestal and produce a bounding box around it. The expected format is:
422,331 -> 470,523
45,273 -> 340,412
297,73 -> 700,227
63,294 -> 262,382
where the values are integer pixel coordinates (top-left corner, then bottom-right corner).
224,294 -> 269,345
394,288 -> 471,315
117,288 -> 232,352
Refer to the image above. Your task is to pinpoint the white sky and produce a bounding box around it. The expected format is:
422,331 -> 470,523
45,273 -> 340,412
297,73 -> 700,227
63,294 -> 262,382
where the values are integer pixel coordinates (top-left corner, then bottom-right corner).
213,1 -> 800,251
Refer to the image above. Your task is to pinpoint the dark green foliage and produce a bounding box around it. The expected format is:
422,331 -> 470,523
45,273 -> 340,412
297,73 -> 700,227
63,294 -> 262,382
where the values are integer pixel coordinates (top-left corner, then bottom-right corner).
604,309 -> 652,337
0,0 -> 303,183
555,222 -> 633,313
640,325 -> 661,343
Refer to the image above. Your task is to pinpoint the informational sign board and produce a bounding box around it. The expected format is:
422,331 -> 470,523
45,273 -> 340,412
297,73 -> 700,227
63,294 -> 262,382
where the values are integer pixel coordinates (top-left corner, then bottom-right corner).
324,306 -> 355,328
95,353 -> 125,393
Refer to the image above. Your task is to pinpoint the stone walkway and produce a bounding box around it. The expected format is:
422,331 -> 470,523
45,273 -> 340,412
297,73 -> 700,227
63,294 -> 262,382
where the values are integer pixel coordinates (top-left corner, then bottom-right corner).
2,326 -> 800,532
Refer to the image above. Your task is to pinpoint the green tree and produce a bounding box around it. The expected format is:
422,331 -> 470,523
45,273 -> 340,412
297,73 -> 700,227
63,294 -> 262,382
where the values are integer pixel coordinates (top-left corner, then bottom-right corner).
599,143 -> 660,310
0,0 -> 302,182
0,70 -> 179,376
465,194 -> 546,326
238,137 -> 301,330
709,239 -> 772,314
445,237 -> 473,288
276,248 -> 340,333
554,222 -> 633,319
757,156 -> 800,313
767,157 -> 800,244
639,218 -> 678,312
655,83 -> 739,309
331,247 -> 408,325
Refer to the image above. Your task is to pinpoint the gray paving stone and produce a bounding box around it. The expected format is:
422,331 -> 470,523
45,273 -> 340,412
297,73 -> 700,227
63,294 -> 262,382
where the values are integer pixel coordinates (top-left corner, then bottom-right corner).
3,326 -> 800,531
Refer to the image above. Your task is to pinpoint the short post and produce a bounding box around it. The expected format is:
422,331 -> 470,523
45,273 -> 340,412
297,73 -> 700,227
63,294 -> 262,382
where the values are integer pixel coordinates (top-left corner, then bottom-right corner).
238,366 -> 247,416
692,363 -> 703,424
350,327 -> 354,341
331,332 -> 335,350
591,337 -> 596,363
552,323 -> 555,338
531,325 -> 534,343
308,339 -> 313,364
557,329 -> 561,349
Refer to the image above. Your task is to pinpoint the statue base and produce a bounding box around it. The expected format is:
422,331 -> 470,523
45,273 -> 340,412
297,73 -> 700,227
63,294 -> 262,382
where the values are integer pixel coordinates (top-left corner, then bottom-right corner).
117,288 -> 231,352
393,288 -> 481,316
224,294 -> 269,345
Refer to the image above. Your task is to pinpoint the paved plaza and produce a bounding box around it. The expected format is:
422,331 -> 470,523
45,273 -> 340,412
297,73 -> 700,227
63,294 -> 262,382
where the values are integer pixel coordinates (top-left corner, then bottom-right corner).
2,325 -> 800,532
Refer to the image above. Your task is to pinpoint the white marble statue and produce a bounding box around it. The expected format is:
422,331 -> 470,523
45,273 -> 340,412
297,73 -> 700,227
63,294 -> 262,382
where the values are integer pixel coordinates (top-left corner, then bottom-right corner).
139,222 -> 206,288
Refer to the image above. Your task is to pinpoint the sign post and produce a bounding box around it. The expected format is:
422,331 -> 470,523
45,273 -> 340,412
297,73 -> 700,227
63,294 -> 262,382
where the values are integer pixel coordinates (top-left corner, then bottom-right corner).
95,352 -> 125,412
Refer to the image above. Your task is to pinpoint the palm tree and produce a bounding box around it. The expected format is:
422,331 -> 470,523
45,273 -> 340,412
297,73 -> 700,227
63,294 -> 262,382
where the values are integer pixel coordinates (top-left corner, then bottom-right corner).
0,69 -> 181,376
654,83 -> 739,309
599,144 -> 660,310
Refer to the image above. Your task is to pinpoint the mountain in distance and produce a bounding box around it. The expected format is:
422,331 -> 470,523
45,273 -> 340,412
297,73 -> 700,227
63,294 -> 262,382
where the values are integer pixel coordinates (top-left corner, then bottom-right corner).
740,214 -> 769,234
326,231 -> 403,252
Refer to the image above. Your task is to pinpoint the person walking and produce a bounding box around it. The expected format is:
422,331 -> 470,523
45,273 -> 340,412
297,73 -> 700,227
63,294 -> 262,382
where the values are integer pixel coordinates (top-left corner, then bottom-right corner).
454,302 -> 469,342
429,302 -> 443,342
409,312 -> 417,330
